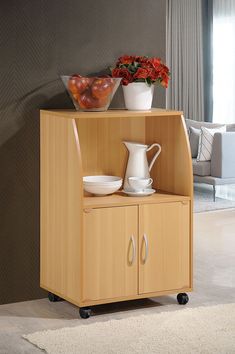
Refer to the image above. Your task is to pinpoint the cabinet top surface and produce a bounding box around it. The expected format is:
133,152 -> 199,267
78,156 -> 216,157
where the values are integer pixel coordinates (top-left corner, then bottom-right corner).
40,108 -> 183,119
84,192 -> 190,209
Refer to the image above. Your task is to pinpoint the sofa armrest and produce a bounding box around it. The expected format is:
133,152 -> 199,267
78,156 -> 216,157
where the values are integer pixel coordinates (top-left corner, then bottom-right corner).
211,132 -> 235,178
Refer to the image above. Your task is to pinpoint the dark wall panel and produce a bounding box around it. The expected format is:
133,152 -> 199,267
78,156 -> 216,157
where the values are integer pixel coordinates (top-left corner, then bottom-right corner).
0,0 -> 166,304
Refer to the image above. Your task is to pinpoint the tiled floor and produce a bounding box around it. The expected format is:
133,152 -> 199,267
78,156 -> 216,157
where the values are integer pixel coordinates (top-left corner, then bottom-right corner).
0,210 -> 235,353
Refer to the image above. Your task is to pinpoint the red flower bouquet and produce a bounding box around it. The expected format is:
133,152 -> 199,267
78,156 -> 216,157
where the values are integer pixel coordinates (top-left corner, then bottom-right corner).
111,55 -> 170,87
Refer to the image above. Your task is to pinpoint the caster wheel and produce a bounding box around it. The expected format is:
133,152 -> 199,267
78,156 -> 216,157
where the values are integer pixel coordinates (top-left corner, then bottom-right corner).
48,292 -> 63,302
177,293 -> 189,305
79,307 -> 92,319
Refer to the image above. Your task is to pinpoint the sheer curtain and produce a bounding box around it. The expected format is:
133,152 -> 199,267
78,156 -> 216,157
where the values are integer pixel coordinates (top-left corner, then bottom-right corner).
166,0 -> 205,121
213,1 -> 235,123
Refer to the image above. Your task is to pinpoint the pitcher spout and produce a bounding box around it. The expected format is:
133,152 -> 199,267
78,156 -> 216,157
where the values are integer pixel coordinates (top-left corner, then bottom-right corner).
123,141 -> 148,152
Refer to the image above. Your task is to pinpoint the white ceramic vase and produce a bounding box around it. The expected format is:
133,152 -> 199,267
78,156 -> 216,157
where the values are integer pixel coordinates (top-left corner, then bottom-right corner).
122,82 -> 154,110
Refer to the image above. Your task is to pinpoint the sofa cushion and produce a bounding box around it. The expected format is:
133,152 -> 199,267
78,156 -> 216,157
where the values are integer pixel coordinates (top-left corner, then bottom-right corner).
197,126 -> 226,162
189,126 -> 200,158
185,118 -> 223,131
227,124 -> 235,132
192,158 -> 211,176
185,118 -> 235,132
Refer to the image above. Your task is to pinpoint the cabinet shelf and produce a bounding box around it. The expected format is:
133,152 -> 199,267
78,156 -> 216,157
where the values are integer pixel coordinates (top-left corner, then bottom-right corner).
83,191 -> 190,209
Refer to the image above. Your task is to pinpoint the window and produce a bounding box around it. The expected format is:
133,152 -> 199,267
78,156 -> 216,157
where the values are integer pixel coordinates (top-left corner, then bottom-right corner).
213,2 -> 235,123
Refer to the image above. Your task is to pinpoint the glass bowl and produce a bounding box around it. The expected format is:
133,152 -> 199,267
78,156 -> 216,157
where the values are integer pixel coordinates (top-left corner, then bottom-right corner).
61,75 -> 121,112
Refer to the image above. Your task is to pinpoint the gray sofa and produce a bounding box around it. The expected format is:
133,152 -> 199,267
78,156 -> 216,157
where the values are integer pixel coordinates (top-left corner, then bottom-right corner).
185,119 -> 235,201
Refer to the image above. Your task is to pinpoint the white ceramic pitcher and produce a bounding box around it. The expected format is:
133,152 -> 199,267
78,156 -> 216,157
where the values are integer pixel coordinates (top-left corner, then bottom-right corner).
123,141 -> 162,191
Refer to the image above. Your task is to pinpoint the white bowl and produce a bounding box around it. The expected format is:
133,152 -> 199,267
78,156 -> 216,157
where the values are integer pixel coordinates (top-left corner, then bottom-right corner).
83,175 -> 123,196
84,181 -> 122,187
84,183 -> 122,196
83,175 -> 122,184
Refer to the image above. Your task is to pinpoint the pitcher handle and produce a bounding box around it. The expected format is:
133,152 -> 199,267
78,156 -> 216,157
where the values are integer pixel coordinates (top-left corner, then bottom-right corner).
147,143 -> 162,172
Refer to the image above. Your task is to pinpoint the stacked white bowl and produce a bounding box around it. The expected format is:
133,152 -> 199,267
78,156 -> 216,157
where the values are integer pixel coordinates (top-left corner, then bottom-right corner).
83,175 -> 123,196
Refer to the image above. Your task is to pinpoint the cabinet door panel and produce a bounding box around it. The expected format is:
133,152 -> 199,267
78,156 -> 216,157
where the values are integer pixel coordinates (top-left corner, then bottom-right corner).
139,202 -> 190,294
83,206 -> 138,301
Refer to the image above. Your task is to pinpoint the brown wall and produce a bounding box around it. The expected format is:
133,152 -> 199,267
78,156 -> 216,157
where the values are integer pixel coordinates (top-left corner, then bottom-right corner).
0,0 -> 166,304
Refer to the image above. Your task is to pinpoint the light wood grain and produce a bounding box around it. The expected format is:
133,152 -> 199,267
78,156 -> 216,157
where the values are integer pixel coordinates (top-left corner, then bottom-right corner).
83,206 -> 138,301
78,286 -> 193,307
40,109 -> 193,308
75,112 -> 192,200
84,192 -> 190,209
146,114 -> 193,198
40,113 -> 83,303
139,202 -> 190,294
76,116 -> 145,178
40,108 -> 183,119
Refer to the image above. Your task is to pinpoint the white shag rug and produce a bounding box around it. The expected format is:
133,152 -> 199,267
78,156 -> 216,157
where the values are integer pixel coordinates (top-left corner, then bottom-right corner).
23,303 -> 235,354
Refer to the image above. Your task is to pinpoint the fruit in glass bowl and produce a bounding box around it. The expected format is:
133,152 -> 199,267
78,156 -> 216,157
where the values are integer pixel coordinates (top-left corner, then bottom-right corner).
61,75 -> 121,111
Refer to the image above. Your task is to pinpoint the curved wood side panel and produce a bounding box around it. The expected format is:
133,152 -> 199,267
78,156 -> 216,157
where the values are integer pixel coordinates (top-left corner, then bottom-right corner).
180,114 -> 194,199
146,114 -> 193,198
180,114 -> 194,288
40,113 -> 83,304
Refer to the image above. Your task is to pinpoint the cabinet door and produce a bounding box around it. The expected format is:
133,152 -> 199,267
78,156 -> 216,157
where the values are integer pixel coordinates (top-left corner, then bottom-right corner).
83,206 -> 138,301
139,202 -> 190,294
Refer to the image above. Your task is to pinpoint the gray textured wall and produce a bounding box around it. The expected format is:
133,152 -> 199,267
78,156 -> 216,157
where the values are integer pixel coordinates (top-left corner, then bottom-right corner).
0,0 -> 166,304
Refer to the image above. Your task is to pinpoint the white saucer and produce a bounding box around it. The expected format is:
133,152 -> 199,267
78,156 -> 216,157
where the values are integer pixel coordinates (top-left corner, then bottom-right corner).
122,188 -> 156,197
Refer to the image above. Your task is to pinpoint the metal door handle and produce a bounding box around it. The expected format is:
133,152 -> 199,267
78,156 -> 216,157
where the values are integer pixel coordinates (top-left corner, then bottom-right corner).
130,235 -> 136,265
143,233 -> 149,264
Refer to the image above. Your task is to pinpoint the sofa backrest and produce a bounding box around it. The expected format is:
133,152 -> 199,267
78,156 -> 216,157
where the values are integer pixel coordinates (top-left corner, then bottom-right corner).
185,118 -> 235,132
227,124 -> 235,132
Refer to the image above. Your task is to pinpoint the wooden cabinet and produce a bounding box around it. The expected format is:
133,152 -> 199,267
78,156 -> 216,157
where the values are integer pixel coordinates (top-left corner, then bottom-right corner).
40,109 -> 193,315
83,206 -> 138,301
82,202 -> 190,302
139,202 -> 190,294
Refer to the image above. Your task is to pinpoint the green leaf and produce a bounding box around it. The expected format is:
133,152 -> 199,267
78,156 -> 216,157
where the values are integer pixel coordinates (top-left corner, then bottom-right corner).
128,65 -> 137,73
133,61 -> 140,68
146,77 -> 152,86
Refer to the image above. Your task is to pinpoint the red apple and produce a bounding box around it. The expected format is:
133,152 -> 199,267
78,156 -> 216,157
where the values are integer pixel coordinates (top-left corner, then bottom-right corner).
78,91 -> 100,109
75,77 -> 91,94
68,75 -> 81,94
72,93 -> 80,102
96,96 -> 109,108
91,78 -> 115,99
88,77 -> 95,85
